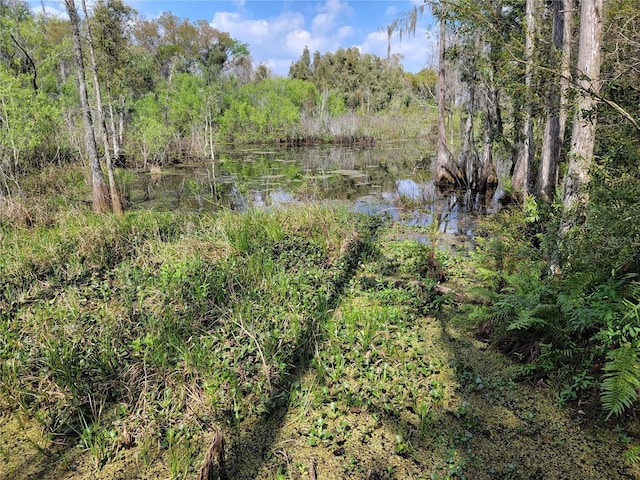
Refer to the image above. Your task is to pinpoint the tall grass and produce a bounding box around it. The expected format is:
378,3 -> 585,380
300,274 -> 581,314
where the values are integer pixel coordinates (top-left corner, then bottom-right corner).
294,109 -> 436,145
0,205 -> 379,473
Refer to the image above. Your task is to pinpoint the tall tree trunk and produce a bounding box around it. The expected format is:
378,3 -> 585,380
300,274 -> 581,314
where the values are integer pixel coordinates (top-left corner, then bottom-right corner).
460,32 -> 479,190
537,0 -> 572,201
562,0 -> 604,214
434,8 -> 464,188
480,115 -> 498,195
557,0 -> 573,187
64,0 -> 110,213
512,0 -> 537,197
108,101 -> 124,163
462,86 -> 477,189
81,0 -> 123,215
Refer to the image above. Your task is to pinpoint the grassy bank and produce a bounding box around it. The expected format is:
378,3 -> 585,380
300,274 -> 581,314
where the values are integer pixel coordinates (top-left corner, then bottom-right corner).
0,206 -> 382,477
0,206 -> 638,479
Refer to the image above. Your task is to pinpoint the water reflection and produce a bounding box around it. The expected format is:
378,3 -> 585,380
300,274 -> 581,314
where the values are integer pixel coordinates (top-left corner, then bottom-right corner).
130,143 -> 497,236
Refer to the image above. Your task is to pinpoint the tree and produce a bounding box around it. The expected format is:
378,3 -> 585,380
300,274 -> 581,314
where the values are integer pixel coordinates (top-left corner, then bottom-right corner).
455,25 -> 499,194
0,2 -> 65,182
433,3 -> 464,188
130,93 -> 172,167
511,0 -> 539,196
389,1 -> 516,191
536,0 -> 572,201
254,63 -> 270,81
289,46 -> 312,81
64,0 -> 110,212
562,0 -> 605,214
217,78 -> 317,143
81,0 -> 122,214
292,46 -> 406,113
405,68 -> 437,103
92,0 -> 138,165
0,0 -> 37,93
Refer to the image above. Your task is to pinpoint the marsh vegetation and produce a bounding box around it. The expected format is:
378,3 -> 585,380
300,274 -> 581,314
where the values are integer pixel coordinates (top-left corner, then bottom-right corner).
1,193 -> 638,479
3,0 -> 640,478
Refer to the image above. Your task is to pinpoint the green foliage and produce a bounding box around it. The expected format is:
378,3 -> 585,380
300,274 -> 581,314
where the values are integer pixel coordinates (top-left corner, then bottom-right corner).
0,205 -> 377,458
472,200 -> 640,418
289,45 -> 312,81
91,0 -> 139,95
560,152 -> 640,280
0,0 -> 429,181
624,445 -> 640,466
290,46 -> 412,113
218,78 -> 318,143
132,12 -> 249,81
405,68 -> 437,103
166,73 -> 205,135
601,344 -> 640,419
0,66 -> 64,177
130,93 -> 173,165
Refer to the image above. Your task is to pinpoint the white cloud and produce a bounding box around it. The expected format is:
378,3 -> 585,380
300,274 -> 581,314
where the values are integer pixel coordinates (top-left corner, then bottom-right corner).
285,29 -> 319,55
212,9 -> 311,73
316,0 -> 352,18
337,25 -> 353,39
270,11 -> 306,36
211,1 -> 431,76
311,12 -> 333,33
311,0 -> 352,34
212,12 -> 272,42
358,28 -> 435,72
28,0 -> 67,19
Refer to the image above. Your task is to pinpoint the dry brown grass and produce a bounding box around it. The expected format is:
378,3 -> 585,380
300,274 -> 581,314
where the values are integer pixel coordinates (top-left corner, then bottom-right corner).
196,429 -> 227,480
0,196 -> 33,227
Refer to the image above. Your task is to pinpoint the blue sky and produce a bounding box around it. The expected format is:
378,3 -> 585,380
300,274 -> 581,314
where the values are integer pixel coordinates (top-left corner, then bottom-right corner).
32,0 -> 436,76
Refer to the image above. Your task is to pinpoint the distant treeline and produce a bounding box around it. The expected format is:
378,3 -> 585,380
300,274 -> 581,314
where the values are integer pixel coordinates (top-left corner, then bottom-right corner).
0,0 -> 436,183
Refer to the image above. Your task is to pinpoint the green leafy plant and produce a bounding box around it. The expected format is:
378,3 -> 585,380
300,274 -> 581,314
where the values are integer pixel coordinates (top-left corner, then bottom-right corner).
601,343 -> 640,419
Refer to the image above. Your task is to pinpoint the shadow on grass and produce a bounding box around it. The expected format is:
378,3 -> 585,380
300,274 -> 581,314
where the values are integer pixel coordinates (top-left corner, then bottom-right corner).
224,222 -> 379,479
0,415 -> 78,480
434,305 -> 636,480
207,206 -> 637,479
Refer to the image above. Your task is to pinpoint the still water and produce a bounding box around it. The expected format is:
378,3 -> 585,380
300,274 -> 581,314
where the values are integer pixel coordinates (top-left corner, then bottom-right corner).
130,142 -> 498,239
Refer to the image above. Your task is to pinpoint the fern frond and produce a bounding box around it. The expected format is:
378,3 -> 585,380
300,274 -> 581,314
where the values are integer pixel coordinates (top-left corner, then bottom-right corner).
468,286 -> 496,300
601,344 -> 640,419
475,266 -> 502,284
506,308 -> 546,332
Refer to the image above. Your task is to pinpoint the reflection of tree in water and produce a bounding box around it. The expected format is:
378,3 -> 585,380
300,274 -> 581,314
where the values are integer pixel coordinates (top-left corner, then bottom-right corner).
298,146 -> 355,171
386,177 -> 498,234
131,144 -> 490,217
433,188 -> 497,234
296,143 -> 428,174
396,179 -> 437,204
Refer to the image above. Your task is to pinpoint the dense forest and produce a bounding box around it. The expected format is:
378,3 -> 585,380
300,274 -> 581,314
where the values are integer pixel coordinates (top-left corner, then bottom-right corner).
2,0 -> 640,478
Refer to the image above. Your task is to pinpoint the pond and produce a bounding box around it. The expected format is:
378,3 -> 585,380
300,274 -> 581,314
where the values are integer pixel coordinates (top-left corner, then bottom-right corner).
130,142 -> 499,240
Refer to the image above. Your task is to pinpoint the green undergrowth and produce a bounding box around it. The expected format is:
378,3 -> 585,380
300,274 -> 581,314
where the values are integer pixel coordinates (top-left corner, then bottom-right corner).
0,205 -> 380,477
467,199 -> 640,435
232,219 -> 636,479
1,205 -> 638,479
